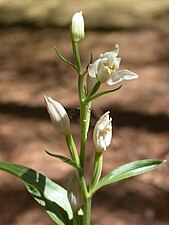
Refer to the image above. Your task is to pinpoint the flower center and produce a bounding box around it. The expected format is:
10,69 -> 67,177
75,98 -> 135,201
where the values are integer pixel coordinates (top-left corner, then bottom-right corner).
99,126 -> 111,137
108,67 -> 114,74
105,126 -> 111,132
103,61 -> 115,75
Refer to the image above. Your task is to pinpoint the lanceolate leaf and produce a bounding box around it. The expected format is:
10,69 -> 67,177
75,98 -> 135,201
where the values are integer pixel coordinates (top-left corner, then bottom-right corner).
0,161 -> 73,225
45,150 -> 80,170
91,159 -> 165,195
55,47 -> 78,72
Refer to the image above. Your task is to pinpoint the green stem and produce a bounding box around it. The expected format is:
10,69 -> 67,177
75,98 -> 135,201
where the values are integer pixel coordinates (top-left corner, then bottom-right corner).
71,39 -> 92,225
65,134 -> 80,167
90,152 -> 103,191
72,41 -> 81,73
78,74 -> 87,168
83,197 -> 92,225
74,44 -> 91,168
73,211 -> 78,225
87,81 -> 101,98
79,102 -> 91,167
78,170 -> 91,225
79,170 -> 88,197
78,102 -> 91,224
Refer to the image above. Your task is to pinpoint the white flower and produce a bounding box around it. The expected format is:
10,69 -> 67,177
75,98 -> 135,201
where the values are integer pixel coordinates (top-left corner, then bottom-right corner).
67,170 -> 83,212
44,96 -> 71,135
88,44 -> 138,85
93,111 -> 112,152
71,11 -> 85,42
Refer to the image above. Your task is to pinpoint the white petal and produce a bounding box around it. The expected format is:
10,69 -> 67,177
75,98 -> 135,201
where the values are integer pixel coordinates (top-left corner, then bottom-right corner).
97,63 -> 110,83
107,69 -> 139,85
88,64 -> 96,78
104,129 -> 112,148
109,57 -> 121,71
44,96 -> 71,135
113,43 -> 120,56
88,59 -> 100,78
71,11 -> 85,42
100,44 -> 119,59
99,111 -> 110,124
93,111 -> 112,152
97,136 -> 107,151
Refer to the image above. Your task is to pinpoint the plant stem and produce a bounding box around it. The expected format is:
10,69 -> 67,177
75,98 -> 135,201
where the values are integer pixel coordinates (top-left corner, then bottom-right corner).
72,41 -> 81,73
72,41 -> 91,168
72,39 -> 92,225
78,100 -> 92,224
73,211 -> 78,225
78,170 -> 91,225
90,152 -> 103,191
79,102 -> 91,167
83,197 -> 92,225
87,81 -> 101,98
65,134 -> 80,167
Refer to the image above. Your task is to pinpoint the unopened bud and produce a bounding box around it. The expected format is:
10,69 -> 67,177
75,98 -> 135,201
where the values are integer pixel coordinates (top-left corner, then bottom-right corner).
71,11 -> 85,42
93,111 -> 112,152
67,170 -> 83,212
44,95 -> 71,136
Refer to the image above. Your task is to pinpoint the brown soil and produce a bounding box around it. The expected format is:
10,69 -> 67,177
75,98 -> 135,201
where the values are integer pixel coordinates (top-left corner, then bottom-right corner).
0,26 -> 169,225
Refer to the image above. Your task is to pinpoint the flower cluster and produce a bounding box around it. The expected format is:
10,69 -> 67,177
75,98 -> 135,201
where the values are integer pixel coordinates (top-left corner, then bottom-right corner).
43,11 -> 139,216
44,12 -> 139,154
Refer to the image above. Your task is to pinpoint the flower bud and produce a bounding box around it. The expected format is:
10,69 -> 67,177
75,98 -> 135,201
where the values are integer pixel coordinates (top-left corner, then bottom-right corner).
44,95 -> 71,136
71,11 -> 85,42
93,111 -> 112,152
67,170 -> 83,212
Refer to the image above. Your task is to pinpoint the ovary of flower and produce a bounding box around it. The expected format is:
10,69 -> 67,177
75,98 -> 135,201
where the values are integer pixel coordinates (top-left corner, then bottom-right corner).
44,96 -> 71,136
88,44 -> 138,85
93,111 -> 112,152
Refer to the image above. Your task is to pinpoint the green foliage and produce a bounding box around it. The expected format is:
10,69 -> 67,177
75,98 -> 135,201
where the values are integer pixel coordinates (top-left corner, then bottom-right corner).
55,48 -> 78,72
0,161 -> 73,225
91,159 -> 165,195
45,150 -> 81,170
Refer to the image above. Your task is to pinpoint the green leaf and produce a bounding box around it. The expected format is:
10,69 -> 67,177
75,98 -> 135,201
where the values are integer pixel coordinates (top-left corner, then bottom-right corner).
45,150 -> 81,170
91,159 -> 166,195
85,83 -> 122,103
55,47 -> 78,72
0,161 -> 73,225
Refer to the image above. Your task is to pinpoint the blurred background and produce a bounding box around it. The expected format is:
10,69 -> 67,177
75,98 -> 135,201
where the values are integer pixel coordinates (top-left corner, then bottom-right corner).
0,0 -> 169,224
